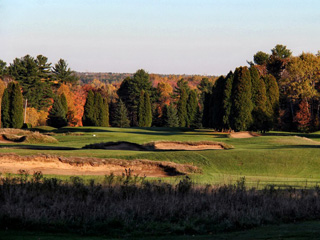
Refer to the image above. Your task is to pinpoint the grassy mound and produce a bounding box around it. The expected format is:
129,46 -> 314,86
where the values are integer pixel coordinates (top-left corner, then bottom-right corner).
0,129 -> 58,144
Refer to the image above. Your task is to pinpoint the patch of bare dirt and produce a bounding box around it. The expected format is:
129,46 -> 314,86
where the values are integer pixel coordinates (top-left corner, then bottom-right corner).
0,154 -> 200,177
229,132 -> 260,138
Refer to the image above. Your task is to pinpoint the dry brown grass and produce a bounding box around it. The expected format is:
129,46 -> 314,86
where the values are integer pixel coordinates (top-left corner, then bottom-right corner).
0,128 -> 58,144
0,175 -> 320,237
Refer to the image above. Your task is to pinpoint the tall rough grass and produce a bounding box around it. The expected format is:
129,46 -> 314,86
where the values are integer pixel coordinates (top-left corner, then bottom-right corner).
0,172 -> 320,237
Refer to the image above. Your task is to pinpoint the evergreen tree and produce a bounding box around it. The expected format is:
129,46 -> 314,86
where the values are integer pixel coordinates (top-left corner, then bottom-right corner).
112,99 -> 130,128
82,90 -> 95,126
138,90 -> 146,127
191,105 -> 203,129
231,67 -> 253,131
47,97 -> 67,128
250,67 -> 268,131
1,82 -> 24,128
221,72 -> 234,129
264,74 -> 280,130
94,92 -> 104,126
117,69 -> 154,126
8,55 -> 53,110
211,76 -> 225,130
162,104 -> 179,127
10,82 -> 24,129
186,90 -> 198,127
103,98 -> 110,127
144,91 -> 152,127
177,88 -> 188,127
202,91 -> 213,128
1,89 -> 10,128
60,93 -> 68,115
52,59 -> 78,85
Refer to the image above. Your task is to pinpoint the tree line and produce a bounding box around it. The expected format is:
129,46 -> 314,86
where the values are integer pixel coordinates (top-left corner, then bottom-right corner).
1,44 -> 320,132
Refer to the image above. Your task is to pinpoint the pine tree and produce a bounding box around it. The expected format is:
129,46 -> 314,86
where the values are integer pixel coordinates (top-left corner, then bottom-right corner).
60,93 -> 68,116
231,67 -> 253,131
1,89 -> 10,128
144,91 -> 152,127
221,72 -> 234,130
103,98 -> 110,127
10,82 -> 24,129
47,97 -> 67,128
250,67 -> 268,131
264,74 -> 280,130
211,76 -> 225,130
82,90 -> 95,126
186,90 -> 198,127
138,90 -> 146,127
191,105 -> 203,129
94,92 -> 104,126
177,88 -> 188,127
162,104 -> 179,127
202,91 -> 213,128
112,99 -> 130,128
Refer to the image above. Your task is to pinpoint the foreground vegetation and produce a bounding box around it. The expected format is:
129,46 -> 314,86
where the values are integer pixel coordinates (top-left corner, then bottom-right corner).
2,172 -> 320,238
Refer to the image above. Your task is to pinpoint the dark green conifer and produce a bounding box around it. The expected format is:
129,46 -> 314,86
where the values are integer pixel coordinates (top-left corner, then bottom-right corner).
162,104 -> 179,127
191,105 -> 203,129
60,93 -> 68,116
211,76 -> 225,130
231,67 -> 253,131
264,74 -> 280,130
222,72 -> 234,130
1,89 -> 10,128
186,90 -> 198,128
103,98 -> 110,127
138,90 -> 146,127
82,90 -> 95,126
10,82 -> 24,129
250,67 -> 268,131
177,88 -> 188,127
47,97 -> 67,128
144,91 -> 152,127
112,99 -> 130,128
94,92 -> 104,126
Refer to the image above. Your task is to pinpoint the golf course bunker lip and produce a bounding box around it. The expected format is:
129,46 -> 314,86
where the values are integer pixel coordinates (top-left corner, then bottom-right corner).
0,154 -> 200,177
83,141 -> 232,151
228,131 -> 260,138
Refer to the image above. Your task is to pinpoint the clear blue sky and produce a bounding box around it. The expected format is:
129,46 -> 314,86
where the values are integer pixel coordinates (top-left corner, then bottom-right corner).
1,0 -> 320,75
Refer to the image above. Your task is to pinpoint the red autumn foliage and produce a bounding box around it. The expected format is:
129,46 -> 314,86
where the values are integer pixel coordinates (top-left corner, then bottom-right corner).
294,99 -> 311,132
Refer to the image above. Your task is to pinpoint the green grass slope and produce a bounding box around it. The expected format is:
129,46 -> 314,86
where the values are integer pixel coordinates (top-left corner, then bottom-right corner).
1,127 -> 320,186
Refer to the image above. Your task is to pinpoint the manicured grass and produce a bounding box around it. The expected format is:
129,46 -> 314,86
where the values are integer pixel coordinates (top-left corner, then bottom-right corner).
1,127 -> 320,186
2,221 -> 320,239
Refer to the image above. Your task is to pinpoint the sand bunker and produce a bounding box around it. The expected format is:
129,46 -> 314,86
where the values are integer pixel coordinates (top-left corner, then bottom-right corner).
0,154 -> 200,177
228,132 -> 260,138
149,141 -> 225,150
83,141 -> 232,151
